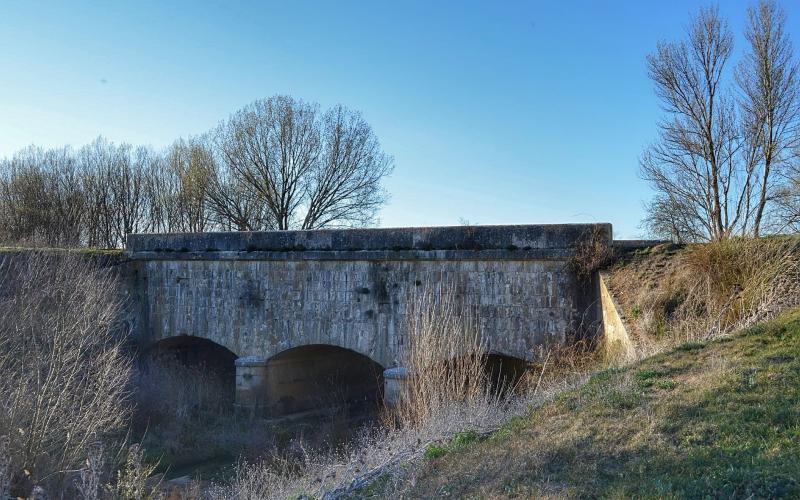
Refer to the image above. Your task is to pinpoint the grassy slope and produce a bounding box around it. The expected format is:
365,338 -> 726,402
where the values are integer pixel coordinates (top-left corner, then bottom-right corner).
396,308 -> 800,498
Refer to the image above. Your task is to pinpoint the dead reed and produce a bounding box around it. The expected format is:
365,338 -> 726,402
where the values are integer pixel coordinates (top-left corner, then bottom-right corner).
393,283 -> 497,428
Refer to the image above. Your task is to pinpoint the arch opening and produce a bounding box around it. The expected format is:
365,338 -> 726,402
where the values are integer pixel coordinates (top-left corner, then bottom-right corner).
261,345 -> 385,420
415,351 -> 533,401
483,352 -> 533,396
135,336 -> 238,425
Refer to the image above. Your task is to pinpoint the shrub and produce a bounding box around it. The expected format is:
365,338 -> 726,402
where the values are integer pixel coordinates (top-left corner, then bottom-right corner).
0,251 -> 132,495
569,226 -> 613,279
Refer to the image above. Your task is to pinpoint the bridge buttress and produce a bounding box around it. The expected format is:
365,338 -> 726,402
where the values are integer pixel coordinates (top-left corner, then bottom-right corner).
234,356 -> 268,412
383,367 -> 410,407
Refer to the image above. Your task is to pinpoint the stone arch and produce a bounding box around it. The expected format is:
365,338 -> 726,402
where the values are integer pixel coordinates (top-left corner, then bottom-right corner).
242,344 -> 386,418
483,351 -> 533,396
140,335 -> 239,412
260,333 -> 393,370
146,335 -> 240,364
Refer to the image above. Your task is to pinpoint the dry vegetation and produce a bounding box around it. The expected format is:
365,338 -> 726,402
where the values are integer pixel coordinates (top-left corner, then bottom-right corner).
607,236 -> 800,358
394,285 -> 498,427
394,307 -> 800,498
0,252 -> 172,499
567,225 -> 613,280
0,252 -> 133,496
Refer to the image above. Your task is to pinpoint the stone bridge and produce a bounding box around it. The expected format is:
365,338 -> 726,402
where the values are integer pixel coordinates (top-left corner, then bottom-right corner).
126,224 -> 611,416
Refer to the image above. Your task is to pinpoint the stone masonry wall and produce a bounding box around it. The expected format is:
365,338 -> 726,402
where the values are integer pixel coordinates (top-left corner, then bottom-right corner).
138,257 -> 595,368
130,224 -> 611,368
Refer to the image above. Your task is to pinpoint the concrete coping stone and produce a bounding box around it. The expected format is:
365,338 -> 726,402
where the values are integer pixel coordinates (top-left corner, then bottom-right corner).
125,224 -> 612,255
613,239 -> 671,249
126,248 -> 576,262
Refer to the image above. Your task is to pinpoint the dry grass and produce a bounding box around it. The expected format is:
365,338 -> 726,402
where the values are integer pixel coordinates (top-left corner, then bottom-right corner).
608,236 -> 800,358
393,283 -> 498,429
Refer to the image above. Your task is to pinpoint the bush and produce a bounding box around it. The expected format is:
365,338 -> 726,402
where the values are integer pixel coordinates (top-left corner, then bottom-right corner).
569,226 -> 613,279
684,237 -> 800,325
0,252 -> 132,495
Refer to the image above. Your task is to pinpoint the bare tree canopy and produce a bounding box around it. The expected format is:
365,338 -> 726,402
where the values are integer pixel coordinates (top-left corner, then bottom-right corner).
641,6 -> 740,242
215,95 -> 393,230
642,1 -> 799,241
205,134 -> 276,231
738,0 -> 800,235
0,146 -> 84,247
0,95 -> 393,247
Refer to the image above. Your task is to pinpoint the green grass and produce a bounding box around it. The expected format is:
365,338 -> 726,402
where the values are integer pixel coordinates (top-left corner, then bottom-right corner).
396,308 -> 800,498
423,430 -> 484,460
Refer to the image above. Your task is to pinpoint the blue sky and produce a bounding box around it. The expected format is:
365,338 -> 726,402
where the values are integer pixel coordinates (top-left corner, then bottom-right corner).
2,1 -> 799,238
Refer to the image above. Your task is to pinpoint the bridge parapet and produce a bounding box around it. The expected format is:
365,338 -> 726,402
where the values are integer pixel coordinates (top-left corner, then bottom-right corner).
126,224 -> 611,261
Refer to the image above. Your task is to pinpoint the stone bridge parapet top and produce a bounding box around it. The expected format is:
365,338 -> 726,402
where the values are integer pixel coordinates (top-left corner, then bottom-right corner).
125,223 -> 612,260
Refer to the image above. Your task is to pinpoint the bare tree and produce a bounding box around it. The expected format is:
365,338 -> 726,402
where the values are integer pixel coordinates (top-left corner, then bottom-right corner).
215,95 -> 392,230
641,6 -> 745,241
642,195 -> 709,243
0,147 -> 85,246
206,152 -> 276,231
108,145 -> 151,245
80,138 -> 153,247
163,138 -> 215,233
143,152 -> 177,234
736,0 -> 800,236
215,96 -> 318,230
302,105 -> 393,229
80,141 -> 113,247
642,3 -> 800,241
775,153 -> 800,231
